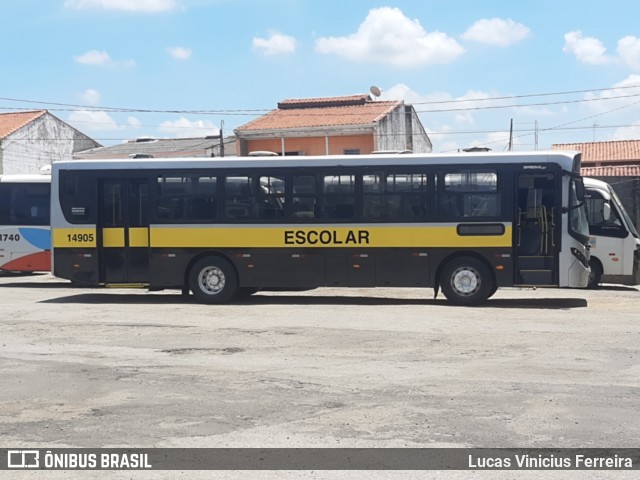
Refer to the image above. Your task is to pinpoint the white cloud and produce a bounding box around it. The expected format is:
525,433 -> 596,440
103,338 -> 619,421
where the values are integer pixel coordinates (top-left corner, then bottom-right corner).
563,31 -> 612,65
513,105 -> 555,117
64,0 -> 182,12
380,83 -> 423,103
454,112 -> 475,124
252,32 -> 297,56
81,89 -> 101,105
611,121 -> 640,140
167,46 -> 192,60
158,117 -> 218,137
587,77 -> 640,140
315,7 -> 464,68
382,83 -> 497,113
381,83 -> 564,152
564,32 -> 640,71
68,110 -> 121,131
461,18 -> 530,47
74,50 -> 111,66
617,36 -> 640,70
585,74 -> 640,111
128,117 -> 142,129
74,50 -> 135,68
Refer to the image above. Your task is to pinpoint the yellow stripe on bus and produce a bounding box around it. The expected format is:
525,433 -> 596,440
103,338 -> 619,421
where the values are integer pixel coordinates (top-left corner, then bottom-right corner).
129,228 -> 149,247
52,228 -> 97,248
53,225 -> 512,249
150,225 -> 512,248
102,228 -> 125,247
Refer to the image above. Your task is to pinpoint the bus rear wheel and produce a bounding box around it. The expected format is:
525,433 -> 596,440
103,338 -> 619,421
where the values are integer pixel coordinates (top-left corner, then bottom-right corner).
440,256 -> 492,306
189,256 -> 238,304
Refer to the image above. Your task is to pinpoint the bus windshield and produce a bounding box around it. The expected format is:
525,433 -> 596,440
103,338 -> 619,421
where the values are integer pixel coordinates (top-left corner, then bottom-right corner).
569,178 -> 589,239
610,186 -> 639,238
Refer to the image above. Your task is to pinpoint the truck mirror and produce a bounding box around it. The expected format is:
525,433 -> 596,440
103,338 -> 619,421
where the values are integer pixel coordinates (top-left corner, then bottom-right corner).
603,201 -> 611,222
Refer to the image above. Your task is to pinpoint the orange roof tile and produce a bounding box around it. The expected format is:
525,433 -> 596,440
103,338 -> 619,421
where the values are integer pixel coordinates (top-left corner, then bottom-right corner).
0,110 -> 47,139
552,140 -> 640,164
236,95 -> 401,132
582,165 -> 640,176
277,94 -> 371,109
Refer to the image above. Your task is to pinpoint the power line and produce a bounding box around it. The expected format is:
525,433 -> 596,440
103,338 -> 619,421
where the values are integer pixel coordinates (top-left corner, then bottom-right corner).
2,83 -> 640,116
409,83 -> 640,105
445,96 -> 640,152
6,122 -> 640,142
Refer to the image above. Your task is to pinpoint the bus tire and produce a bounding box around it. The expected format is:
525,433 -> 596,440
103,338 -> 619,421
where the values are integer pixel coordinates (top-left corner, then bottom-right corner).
189,256 -> 238,304
587,259 -> 602,289
440,256 -> 492,306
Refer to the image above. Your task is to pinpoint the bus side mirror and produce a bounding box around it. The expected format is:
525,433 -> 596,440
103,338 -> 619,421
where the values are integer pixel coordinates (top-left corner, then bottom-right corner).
602,201 -> 611,222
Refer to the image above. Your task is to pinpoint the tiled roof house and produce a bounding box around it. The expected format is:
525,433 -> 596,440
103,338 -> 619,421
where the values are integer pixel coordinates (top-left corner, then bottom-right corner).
0,110 -> 100,174
74,135 -> 236,159
234,94 -> 432,156
552,140 -> 640,176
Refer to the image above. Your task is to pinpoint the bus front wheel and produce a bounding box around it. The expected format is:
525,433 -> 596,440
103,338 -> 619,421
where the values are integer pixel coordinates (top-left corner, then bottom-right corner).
189,257 -> 238,304
587,259 -> 602,289
440,257 -> 492,306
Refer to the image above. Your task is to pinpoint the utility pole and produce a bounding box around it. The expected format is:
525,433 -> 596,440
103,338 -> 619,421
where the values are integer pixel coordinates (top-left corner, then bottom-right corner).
508,118 -> 513,151
219,120 -> 225,158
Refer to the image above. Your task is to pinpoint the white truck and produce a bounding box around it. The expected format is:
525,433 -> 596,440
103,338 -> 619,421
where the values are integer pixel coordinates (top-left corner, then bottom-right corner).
584,177 -> 640,287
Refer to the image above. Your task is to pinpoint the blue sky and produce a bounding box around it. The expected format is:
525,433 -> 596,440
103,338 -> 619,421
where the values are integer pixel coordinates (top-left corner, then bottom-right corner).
3,0 -> 640,152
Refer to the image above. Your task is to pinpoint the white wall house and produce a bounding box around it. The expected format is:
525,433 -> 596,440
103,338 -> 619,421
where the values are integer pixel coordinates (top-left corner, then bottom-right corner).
0,110 -> 100,174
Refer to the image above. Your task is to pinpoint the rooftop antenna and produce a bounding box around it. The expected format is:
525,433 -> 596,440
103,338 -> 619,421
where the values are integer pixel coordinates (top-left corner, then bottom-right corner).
370,85 -> 382,99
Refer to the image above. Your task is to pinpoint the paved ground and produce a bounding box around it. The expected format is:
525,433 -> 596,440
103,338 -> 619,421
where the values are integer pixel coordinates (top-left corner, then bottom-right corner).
1,272 -> 639,479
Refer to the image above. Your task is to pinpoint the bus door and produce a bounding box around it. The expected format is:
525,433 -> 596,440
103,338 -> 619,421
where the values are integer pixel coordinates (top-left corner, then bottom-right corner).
98,179 -> 150,284
514,172 -> 559,286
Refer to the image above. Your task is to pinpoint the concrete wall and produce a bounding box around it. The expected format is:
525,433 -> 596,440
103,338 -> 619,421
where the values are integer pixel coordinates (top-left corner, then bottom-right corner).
0,113 -> 99,174
409,107 -> 433,153
375,105 -> 432,153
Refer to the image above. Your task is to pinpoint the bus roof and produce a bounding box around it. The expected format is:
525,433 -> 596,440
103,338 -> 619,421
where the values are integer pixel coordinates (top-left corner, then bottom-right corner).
52,150 -> 581,173
0,174 -> 51,183
583,177 -> 611,190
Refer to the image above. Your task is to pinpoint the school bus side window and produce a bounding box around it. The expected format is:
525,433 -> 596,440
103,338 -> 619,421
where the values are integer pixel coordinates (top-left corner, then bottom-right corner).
157,176 -> 217,222
440,170 -> 500,218
321,174 -> 355,220
362,172 -> 428,221
292,175 -> 318,220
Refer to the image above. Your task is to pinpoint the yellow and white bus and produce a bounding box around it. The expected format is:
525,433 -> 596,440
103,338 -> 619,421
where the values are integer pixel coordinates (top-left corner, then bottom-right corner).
50,151 -> 591,305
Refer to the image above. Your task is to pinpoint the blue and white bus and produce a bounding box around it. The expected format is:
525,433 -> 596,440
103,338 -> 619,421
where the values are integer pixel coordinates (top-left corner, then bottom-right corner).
0,174 -> 51,273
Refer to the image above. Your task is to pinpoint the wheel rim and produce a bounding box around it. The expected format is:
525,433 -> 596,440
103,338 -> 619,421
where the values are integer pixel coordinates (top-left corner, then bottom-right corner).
450,266 -> 481,297
198,266 -> 226,295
